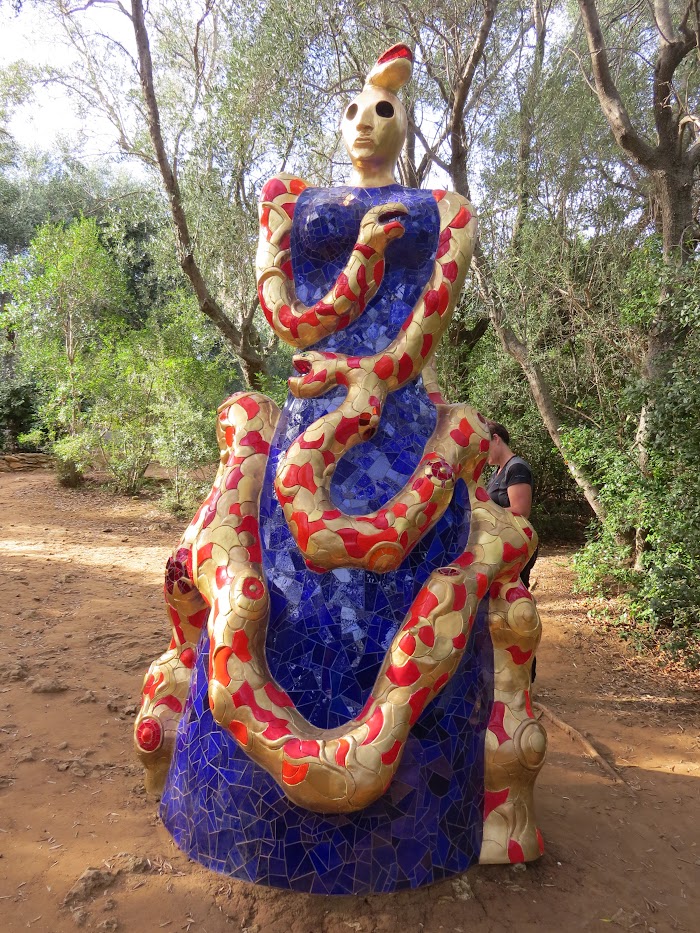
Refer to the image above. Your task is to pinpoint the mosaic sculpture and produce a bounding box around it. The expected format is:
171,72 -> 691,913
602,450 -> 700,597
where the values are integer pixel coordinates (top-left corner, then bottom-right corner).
135,44 -> 546,894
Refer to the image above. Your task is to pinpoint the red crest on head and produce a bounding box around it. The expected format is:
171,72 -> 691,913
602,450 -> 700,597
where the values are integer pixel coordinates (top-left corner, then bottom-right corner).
365,44 -> 413,93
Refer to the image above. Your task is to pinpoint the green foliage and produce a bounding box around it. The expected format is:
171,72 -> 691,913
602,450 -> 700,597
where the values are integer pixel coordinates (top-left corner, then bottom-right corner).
68,304 -> 232,496
258,338 -> 294,409
1,214 -> 133,481
53,433 -> 90,487
2,215 -> 130,357
632,338 -> 700,664
561,425 -> 642,544
0,148 -> 119,258
620,237 -> 700,332
1,216 -> 131,420
16,427 -> 43,451
1,214 -> 234,497
0,376 -> 36,450
572,282 -> 700,666
75,340 -> 158,495
150,348 -> 224,514
258,373 -> 289,410
153,383 -> 217,516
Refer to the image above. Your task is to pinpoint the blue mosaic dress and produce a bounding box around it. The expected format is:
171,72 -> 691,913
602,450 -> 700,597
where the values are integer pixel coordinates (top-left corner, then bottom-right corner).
160,183 -> 494,895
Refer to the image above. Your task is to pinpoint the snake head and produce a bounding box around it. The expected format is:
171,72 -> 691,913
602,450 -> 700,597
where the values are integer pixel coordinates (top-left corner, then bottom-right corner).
357,202 -> 409,252
289,352 -> 345,398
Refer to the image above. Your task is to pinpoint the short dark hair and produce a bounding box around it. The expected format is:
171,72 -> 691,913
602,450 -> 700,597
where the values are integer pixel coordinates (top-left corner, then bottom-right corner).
488,421 -> 510,445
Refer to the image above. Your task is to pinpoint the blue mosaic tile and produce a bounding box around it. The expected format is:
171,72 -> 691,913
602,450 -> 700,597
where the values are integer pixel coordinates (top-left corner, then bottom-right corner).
160,183 -> 494,894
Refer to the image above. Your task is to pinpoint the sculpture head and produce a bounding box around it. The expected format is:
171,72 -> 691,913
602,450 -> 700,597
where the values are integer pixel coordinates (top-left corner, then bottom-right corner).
341,44 -> 412,187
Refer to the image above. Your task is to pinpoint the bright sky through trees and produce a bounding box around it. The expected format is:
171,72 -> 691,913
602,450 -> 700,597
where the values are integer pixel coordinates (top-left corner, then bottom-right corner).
1,4 -> 132,163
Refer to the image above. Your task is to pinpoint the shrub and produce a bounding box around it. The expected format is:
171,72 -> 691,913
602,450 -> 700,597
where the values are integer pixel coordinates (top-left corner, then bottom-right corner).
0,378 -> 38,451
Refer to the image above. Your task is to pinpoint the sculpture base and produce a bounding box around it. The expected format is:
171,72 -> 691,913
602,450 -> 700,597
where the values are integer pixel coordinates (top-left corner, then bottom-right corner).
160,607 -> 494,896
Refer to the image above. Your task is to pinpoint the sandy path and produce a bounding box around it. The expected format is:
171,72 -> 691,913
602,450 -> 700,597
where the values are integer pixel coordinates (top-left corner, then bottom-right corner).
0,470 -> 698,933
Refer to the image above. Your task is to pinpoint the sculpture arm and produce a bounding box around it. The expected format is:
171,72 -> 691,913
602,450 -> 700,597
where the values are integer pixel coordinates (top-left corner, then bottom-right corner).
374,190 -> 477,389
271,192 -> 480,573
289,191 -> 477,399
256,173 -> 407,348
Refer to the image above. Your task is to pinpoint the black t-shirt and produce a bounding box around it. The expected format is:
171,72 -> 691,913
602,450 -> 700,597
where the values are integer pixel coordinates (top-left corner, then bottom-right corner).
486,456 -> 533,509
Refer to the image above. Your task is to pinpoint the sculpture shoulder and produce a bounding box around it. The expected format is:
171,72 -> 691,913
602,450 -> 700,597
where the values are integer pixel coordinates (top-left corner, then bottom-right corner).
431,189 -> 476,215
431,189 -> 477,237
257,174 -> 312,256
259,173 -> 312,205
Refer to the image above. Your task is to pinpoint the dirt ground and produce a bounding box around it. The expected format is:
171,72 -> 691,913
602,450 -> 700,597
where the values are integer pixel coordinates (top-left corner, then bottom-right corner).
1,469 -> 698,933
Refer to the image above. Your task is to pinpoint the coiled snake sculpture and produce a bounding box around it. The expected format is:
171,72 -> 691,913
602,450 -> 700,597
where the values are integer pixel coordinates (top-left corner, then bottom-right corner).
135,44 -> 546,868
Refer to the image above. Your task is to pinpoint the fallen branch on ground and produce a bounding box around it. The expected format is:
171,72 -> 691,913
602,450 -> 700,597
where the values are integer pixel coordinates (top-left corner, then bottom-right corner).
533,701 -> 634,791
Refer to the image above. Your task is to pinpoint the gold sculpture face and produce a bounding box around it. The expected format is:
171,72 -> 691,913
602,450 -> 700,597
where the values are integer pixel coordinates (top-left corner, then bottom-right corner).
341,86 -> 407,187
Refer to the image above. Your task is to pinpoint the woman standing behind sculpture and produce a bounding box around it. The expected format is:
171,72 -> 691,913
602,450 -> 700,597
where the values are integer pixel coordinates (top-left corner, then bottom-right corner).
134,44 -> 546,895
486,421 -> 539,588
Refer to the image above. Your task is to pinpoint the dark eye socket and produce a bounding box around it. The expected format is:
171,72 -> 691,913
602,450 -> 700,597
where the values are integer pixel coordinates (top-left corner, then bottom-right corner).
345,103 -> 358,119
375,100 -> 394,118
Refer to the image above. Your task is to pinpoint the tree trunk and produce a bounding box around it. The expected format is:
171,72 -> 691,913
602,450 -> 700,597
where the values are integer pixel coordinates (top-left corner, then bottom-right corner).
130,0 -> 267,388
447,4 -> 608,528
472,245 -> 607,524
631,163 -> 694,567
512,0 -> 546,250
400,103 -> 420,189
577,0 -> 699,564
450,316 -> 489,354
439,1 -> 608,529
240,351 -> 266,391
654,164 -> 694,263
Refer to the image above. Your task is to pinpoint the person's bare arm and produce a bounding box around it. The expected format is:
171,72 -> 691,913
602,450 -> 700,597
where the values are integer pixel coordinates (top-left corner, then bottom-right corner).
507,483 -> 532,518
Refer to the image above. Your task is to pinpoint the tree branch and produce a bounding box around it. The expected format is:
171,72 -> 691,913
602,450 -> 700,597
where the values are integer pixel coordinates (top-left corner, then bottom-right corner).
687,134 -> 700,168
451,0 -> 497,137
651,0 -> 678,44
449,0 -> 498,194
66,0 -> 131,18
463,14 -> 534,117
410,116 -> 451,175
653,28 -> 698,154
471,239 -> 607,523
129,0 -> 266,384
400,3 -> 452,105
577,0 -> 659,168
512,0 -> 547,249
449,314 -> 489,352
